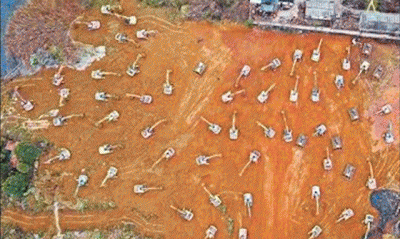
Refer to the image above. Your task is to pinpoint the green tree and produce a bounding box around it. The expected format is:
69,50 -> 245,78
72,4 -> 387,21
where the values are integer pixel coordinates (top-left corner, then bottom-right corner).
15,142 -> 41,166
2,173 -> 30,198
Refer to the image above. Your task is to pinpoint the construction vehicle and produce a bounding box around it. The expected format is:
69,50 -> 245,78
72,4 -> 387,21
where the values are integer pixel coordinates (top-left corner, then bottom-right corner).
334,75 -> 345,90
313,124 -> 327,137
200,116 -> 221,134
375,104 -> 392,115
74,169 -> 88,197
113,13 -> 137,25
366,158 -> 377,190
205,225 -> 217,239
150,148 -> 175,170
281,111 -> 293,142
230,111 -> 238,140
348,107 -> 359,121
203,185 -> 222,207
243,193 -> 253,218
289,49 -> 302,76
95,110 -> 119,127
95,91 -> 119,101
311,39 -> 323,62
261,58 -> 281,71
221,89 -> 245,103
38,109 -> 59,119
234,65 -> 251,87
196,154 -> 222,165
323,148 -> 333,171
383,121 -> 394,144
331,135 -> 342,150
44,148 -> 71,164
141,119 -> 167,139
91,69 -> 121,79
256,121 -> 276,139
58,88 -> 70,107
100,167 -> 118,187
170,205 -> 194,221
163,70 -> 174,95
311,186 -> 320,215
343,164 -> 356,180
53,114 -> 84,127
311,71 -> 320,102
101,5 -> 137,25
342,46 -> 351,70
115,33 -> 140,47
352,61 -> 370,85
239,151 -> 260,176
290,75 -> 300,103
98,144 -> 123,155
100,4 -> 121,15
308,225 -> 322,238
239,228 -> 248,239
74,20 -> 101,30
126,93 -> 153,104
257,83 -> 276,103
136,29 -> 157,39
363,214 -> 374,239
372,65 -> 384,80
362,43 -> 372,56
194,62 -> 206,75
134,184 -> 163,194
336,208 -> 354,223
13,86 -> 34,111
296,134 -> 307,148
53,66 -> 65,86
126,53 -> 144,76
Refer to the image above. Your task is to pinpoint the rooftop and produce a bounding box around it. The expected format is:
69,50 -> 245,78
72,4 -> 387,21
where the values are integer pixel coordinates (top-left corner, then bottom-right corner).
305,0 -> 336,21
359,11 -> 400,34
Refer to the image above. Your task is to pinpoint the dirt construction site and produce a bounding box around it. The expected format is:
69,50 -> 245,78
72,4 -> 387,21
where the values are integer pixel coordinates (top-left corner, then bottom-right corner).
1,2 -> 400,239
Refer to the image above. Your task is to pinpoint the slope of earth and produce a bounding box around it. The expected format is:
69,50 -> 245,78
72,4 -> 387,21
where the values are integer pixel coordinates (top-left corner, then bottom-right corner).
1,2 -> 399,238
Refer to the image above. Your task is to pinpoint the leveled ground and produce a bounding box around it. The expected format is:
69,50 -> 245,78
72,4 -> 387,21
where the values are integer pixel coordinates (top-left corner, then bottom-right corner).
1,2 -> 399,238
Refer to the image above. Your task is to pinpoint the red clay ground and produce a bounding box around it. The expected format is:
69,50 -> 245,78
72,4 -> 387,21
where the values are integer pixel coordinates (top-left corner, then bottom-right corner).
1,2 -> 399,238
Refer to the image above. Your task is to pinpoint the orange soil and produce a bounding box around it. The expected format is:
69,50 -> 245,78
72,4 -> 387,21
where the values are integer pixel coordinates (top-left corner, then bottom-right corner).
2,3 -> 399,238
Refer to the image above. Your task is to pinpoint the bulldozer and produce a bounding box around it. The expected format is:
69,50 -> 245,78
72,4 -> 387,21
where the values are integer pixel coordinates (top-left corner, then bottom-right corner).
234,65 -> 251,87
126,93 -> 153,104
261,58 -> 281,71
126,54 -> 144,76
91,69 -> 121,79
289,49 -> 302,76
311,39 -> 323,62
98,144 -> 123,155
200,116 -> 221,134
257,83 -> 276,104
150,148 -> 175,170
334,75 -> 345,90
290,76 -> 300,103
205,225 -> 217,239
44,148 -> 71,164
323,148 -> 332,171
239,151 -> 260,176
95,110 -> 119,127
53,114 -> 84,127
170,205 -> 194,221
193,62 -> 206,75
256,121 -> 276,139
281,111 -> 293,142
243,193 -> 253,218
313,124 -> 327,137
336,208 -> 354,223
163,70 -> 174,95
141,119 -> 167,139
308,225 -> 322,238
348,107 -> 359,121
296,134 -> 308,148
310,71 -> 320,102
134,184 -> 163,194
342,46 -> 351,71
221,89 -> 245,103
196,154 -> 222,166
229,111 -> 238,140
13,86 -> 34,111
100,167 -> 118,187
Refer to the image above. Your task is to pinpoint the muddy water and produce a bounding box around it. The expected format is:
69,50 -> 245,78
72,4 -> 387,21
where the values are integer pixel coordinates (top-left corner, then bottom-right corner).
2,4 -> 399,239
